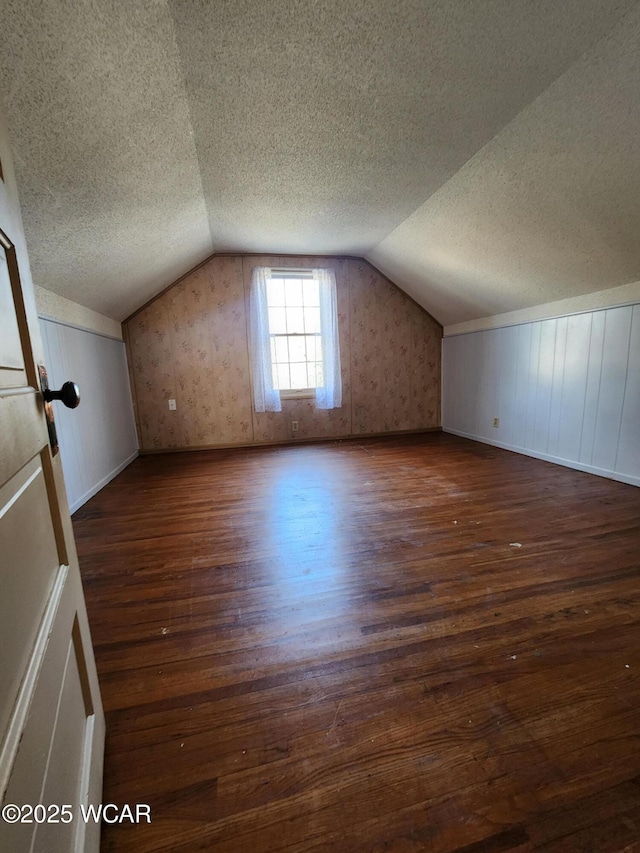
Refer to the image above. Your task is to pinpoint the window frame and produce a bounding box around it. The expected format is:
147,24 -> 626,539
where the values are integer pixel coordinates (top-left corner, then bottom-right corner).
249,264 -> 341,413
265,268 -> 323,399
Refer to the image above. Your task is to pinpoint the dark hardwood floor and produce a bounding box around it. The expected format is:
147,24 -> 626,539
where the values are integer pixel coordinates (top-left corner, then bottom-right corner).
73,432 -> 640,853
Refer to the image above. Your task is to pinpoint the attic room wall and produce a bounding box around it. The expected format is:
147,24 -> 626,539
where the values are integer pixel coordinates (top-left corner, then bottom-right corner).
442,301 -> 640,488
124,255 -> 441,451
37,288 -> 138,511
40,318 -> 138,511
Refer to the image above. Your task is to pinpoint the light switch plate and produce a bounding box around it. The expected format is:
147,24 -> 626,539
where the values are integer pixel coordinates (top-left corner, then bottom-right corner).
168,399 -> 177,411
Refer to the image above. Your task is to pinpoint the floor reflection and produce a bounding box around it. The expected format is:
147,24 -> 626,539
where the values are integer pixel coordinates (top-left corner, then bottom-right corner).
265,453 -> 344,574
259,451 -> 349,644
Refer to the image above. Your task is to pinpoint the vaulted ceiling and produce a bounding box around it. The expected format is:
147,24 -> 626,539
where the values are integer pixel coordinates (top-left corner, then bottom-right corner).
1,0 -> 639,325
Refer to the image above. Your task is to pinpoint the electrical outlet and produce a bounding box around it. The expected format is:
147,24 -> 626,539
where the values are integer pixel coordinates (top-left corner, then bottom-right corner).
291,420 -> 299,433
493,417 -> 499,428
168,399 -> 177,411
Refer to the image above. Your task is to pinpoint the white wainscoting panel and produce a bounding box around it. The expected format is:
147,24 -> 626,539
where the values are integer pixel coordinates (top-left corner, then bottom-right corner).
39,318 -> 138,512
442,303 -> 640,487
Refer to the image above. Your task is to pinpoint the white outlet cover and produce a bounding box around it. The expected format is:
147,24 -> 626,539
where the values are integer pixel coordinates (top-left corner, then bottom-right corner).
168,399 -> 177,410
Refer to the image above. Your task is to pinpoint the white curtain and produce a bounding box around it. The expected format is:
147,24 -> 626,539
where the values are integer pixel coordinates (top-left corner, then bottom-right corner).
314,268 -> 342,410
250,266 -> 281,412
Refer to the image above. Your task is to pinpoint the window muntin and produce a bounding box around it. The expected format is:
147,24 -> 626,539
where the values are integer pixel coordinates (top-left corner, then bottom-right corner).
266,274 -> 324,391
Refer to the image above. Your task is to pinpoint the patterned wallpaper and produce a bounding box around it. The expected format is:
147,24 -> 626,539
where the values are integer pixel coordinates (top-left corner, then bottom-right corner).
125,256 -> 441,451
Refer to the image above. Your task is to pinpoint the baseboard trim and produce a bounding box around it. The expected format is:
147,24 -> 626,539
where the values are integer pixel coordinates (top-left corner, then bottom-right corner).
138,427 -> 442,456
443,428 -> 640,488
69,451 -> 138,514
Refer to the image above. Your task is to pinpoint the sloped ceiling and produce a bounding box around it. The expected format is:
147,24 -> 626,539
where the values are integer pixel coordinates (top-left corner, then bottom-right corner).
0,0 -> 639,323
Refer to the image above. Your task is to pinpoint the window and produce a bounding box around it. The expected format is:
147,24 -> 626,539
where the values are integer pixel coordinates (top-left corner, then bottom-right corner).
250,266 -> 341,413
267,272 -> 323,393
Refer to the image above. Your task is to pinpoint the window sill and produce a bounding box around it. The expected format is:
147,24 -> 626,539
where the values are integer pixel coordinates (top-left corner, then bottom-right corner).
280,389 -> 316,400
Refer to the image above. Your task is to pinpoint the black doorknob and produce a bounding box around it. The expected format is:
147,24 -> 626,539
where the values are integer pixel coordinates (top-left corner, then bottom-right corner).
43,381 -> 81,409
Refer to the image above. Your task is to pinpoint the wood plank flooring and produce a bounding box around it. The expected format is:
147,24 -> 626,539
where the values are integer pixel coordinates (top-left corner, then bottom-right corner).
73,433 -> 640,852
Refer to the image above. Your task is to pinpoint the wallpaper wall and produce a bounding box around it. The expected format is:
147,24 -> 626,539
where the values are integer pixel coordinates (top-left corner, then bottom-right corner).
124,256 -> 441,451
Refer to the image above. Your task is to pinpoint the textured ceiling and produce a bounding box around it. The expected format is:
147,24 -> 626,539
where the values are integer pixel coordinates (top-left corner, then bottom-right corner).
368,2 -> 640,325
0,0 -> 212,320
0,0 -> 639,323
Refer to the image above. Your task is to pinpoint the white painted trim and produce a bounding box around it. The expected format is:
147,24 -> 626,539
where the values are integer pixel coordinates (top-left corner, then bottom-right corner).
444,299 -> 640,338
0,563 -> 69,797
37,314 -> 124,343
443,428 -> 640,488
0,466 -> 42,521
443,282 -> 640,337
34,286 -> 122,340
69,451 -> 138,514
72,712 -> 95,853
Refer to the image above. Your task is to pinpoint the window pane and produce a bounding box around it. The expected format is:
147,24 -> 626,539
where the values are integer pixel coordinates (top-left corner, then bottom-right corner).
308,362 -> 325,389
273,335 -> 289,363
288,335 -> 306,363
284,278 -> 303,306
259,270 -> 337,399
286,306 -> 305,334
267,278 -> 286,307
303,305 -> 320,334
275,363 -> 291,390
302,278 -> 320,306
290,362 -> 308,389
304,334 -> 317,362
268,306 -> 287,335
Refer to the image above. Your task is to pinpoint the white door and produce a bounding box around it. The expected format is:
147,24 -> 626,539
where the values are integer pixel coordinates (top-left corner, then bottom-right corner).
0,99 -> 104,851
